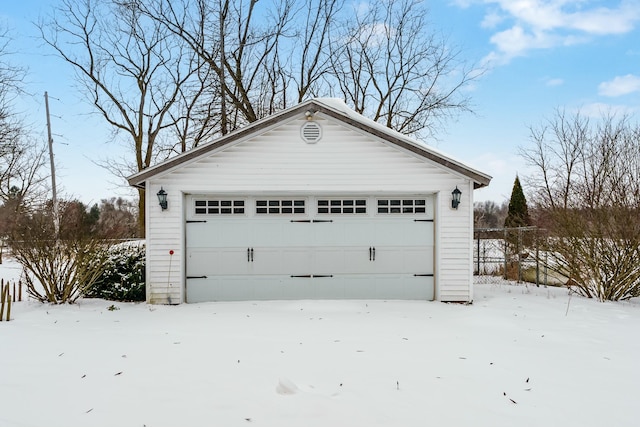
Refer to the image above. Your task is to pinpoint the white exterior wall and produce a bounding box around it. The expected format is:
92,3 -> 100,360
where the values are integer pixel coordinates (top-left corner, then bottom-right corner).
145,114 -> 475,304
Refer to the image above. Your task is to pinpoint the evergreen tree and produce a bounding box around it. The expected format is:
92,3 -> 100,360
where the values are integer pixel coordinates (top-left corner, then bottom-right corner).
504,176 -> 531,228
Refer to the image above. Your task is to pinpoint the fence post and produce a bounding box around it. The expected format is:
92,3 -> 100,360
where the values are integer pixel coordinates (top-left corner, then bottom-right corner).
0,283 -> 6,322
476,233 -> 481,275
503,229 -> 508,280
517,228 -> 522,283
544,252 -> 548,286
535,229 -> 540,287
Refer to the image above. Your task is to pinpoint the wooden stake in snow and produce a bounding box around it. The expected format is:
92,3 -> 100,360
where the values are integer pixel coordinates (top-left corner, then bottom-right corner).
1,283 -> 10,321
1,282 -> 6,321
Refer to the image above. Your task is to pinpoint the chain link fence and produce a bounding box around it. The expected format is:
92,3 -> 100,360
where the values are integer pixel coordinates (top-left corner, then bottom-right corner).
473,226 -> 558,286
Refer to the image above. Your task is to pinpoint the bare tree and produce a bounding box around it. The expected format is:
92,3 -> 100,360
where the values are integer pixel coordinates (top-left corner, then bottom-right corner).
94,196 -> 138,238
281,0 -> 341,103
40,0 -> 208,236
522,110 -> 640,301
138,0 -> 297,133
0,27 -> 48,239
328,0 -> 478,137
142,0 -> 476,137
40,0 -> 479,233
474,200 -> 508,229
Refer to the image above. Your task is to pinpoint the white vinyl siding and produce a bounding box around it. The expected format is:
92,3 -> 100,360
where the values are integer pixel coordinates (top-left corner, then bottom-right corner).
145,115 -> 475,303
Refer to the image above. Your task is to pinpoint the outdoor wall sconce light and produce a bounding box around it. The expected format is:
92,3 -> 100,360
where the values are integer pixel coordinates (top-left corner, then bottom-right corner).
157,187 -> 168,210
451,186 -> 462,209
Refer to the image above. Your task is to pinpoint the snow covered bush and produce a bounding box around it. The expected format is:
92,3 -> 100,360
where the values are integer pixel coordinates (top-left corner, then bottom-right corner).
11,237 -> 110,304
9,208 -> 110,304
85,242 -> 145,302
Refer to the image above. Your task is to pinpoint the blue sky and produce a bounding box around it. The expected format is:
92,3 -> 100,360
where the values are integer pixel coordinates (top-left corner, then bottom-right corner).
3,0 -> 640,205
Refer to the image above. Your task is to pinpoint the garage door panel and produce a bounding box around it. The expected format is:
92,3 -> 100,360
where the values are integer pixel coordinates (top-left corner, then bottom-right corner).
311,222 -> 345,246
373,275 -> 434,300
187,248 -> 248,275
250,247 -> 284,274
406,221 -> 434,244
185,195 -> 436,302
251,220 -> 289,246
373,247 -> 434,274
314,247 -> 372,274
403,275 -> 435,300
250,277 -> 306,300
285,222 -> 315,245
404,247 -> 435,273
187,221 -> 251,248
187,274 -> 434,302
310,221 -> 374,247
281,248 -> 313,275
373,220 -> 434,246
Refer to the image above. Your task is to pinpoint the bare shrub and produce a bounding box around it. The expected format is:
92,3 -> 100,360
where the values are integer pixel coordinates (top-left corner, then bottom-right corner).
523,110 -> 640,301
9,206 -> 111,304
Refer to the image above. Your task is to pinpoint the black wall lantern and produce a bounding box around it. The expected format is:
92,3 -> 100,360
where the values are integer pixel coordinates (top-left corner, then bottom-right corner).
451,186 -> 462,209
157,187 -> 168,210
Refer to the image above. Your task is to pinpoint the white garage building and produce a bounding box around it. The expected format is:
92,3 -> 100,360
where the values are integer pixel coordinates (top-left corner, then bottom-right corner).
128,99 -> 491,304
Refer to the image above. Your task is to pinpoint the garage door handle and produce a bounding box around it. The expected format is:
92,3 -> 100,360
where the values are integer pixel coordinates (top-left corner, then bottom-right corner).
414,274 -> 434,277
247,248 -> 254,262
369,246 -> 376,261
187,275 -> 208,279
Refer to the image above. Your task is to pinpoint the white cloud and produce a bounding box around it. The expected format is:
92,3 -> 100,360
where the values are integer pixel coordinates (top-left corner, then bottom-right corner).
482,25 -> 558,65
567,4 -> 640,34
545,77 -> 564,86
467,0 -> 640,65
598,74 -> 640,97
481,10 -> 505,28
577,102 -> 636,117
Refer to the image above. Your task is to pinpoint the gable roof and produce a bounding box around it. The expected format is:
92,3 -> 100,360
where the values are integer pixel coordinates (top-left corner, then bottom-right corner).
127,98 -> 492,189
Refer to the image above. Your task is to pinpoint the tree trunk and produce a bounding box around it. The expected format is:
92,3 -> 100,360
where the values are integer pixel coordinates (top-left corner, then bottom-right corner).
137,188 -> 145,238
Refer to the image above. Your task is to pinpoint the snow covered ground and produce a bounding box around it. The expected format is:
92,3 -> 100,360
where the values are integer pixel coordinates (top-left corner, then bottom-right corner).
1,259 -> 639,427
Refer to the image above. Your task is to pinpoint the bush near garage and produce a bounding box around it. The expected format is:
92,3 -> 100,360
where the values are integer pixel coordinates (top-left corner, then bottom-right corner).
85,243 -> 145,302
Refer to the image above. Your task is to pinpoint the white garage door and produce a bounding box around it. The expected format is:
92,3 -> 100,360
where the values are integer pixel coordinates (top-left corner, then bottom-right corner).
185,196 -> 435,302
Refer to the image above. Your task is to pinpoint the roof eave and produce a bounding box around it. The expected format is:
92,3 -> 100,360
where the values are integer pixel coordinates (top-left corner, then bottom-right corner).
128,98 -> 492,189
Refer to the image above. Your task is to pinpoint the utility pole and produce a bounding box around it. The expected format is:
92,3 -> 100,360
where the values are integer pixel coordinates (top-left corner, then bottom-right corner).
44,92 -> 60,236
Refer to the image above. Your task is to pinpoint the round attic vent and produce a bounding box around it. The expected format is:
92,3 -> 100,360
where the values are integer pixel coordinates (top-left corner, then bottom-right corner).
301,122 -> 322,143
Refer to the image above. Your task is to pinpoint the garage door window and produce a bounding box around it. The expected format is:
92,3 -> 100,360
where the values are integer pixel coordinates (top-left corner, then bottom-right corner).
195,200 -> 245,215
256,199 -> 306,214
318,199 -> 367,214
377,199 -> 426,214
